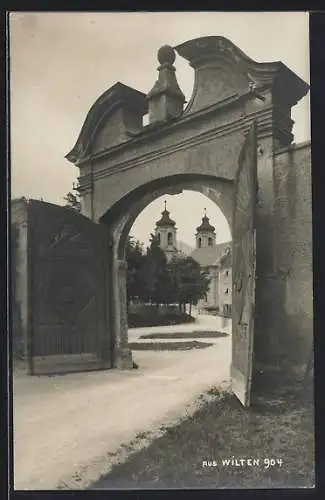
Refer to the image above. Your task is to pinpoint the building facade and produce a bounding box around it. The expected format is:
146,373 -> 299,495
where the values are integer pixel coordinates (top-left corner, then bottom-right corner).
216,248 -> 232,315
190,210 -> 232,315
154,205 -> 232,315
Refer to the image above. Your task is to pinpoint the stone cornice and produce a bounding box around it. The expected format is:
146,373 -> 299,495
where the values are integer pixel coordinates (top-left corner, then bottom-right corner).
76,91 -> 297,172
75,89 -> 264,169
86,106 -> 276,185
66,37 -> 309,168
274,140 -> 311,156
78,103 -> 293,194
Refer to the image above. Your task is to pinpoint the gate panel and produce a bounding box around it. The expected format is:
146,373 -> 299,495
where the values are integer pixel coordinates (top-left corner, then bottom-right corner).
231,122 -> 257,407
27,200 -> 112,374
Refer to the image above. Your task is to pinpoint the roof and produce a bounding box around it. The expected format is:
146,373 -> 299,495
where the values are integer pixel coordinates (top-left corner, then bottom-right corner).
155,208 -> 176,227
217,251 -> 232,268
196,215 -> 215,233
177,240 -> 194,255
191,241 -> 231,267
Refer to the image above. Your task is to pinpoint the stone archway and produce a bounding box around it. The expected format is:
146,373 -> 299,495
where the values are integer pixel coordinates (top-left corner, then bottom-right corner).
99,174 -> 234,368
66,35 -> 311,400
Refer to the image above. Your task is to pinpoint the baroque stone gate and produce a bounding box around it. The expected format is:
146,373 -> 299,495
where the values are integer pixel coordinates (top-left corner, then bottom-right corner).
12,37 -> 312,405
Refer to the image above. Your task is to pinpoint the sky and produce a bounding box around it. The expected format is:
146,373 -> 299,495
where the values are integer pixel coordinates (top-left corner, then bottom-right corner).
10,12 -> 310,247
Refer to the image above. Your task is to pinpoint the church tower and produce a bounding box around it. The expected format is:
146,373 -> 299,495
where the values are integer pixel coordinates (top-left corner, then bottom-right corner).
155,201 -> 178,262
195,209 -> 217,249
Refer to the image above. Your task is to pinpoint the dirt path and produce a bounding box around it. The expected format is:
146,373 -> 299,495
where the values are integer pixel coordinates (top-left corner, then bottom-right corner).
13,318 -> 231,490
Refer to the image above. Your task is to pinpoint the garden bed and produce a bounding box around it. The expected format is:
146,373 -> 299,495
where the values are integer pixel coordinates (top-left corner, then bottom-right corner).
139,331 -> 228,340
127,341 -> 213,351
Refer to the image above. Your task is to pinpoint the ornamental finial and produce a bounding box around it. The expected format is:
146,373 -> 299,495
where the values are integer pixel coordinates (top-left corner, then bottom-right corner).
147,44 -> 185,124
157,45 -> 176,66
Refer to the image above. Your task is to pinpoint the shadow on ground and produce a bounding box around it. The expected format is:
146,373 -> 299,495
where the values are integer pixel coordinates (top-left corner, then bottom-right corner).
90,372 -> 314,490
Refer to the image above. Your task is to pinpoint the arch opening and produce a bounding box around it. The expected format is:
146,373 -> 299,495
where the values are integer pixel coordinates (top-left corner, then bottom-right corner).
99,173 -> 234,261
124,189 -> 233,347
98,173 -> 234,372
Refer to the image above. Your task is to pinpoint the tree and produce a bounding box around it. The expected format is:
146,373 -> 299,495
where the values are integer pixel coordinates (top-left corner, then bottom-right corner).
126,235 -> 211,316
140,234 -> 173,307
168,256 -> 211,313
125,236 -> 146,304
64,182 -> 81,212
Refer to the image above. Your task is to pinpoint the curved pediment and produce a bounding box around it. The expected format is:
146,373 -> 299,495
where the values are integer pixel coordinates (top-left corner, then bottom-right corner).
66,82 -> 148,164
175,36 -> 309,115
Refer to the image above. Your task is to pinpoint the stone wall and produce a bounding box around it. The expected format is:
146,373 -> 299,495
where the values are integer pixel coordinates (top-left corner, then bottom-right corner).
11,198 -> 29,359
272,141 -> 313,364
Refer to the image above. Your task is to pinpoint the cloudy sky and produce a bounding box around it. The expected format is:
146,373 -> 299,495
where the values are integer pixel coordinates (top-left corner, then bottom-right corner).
10,12 -> 310,248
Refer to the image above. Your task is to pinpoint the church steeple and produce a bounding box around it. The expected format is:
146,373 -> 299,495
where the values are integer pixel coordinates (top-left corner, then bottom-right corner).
155,201 -> 178,261
195,209 -> 216,249
155,200 -> 176,228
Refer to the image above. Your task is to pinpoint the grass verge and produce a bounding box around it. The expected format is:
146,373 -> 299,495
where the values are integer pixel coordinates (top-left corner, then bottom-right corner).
127,341 -> 213,351
91,372 -> 314,489
139,331 -> 228,340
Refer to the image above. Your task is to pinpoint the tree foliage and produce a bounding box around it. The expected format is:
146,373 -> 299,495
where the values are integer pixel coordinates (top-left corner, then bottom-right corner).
126,236 -> 211,312
64,183 -> 81,212
125,236 -> 146,303
140,234 -> 173,306
169,255 -> 211,312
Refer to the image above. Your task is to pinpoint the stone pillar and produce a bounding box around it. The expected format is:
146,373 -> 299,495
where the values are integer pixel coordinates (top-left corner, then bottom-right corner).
253,136 -> 279,366
147,45 -> 185,125
113,259 -> 133,369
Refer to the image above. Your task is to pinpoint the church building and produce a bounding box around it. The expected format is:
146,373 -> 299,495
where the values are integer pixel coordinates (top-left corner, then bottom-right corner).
190,209 -> 232,316
154,203 -> 232,315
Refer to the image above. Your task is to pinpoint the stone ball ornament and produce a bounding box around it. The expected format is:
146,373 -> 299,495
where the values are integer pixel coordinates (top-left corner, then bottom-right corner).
157,45 -> 176,65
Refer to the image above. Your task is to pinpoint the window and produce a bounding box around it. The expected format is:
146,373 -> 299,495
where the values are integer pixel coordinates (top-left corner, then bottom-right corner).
198,238 -> 202,248
167,232 -> 173,245
157,233 -> 161,244
225,288 -> 229,295
225,270 -> 229,277
208,237 -> 213,246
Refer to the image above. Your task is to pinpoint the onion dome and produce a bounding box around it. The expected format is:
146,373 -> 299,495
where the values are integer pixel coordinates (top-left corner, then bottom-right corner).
196,208 -> 215,233
156,201 -> 176,227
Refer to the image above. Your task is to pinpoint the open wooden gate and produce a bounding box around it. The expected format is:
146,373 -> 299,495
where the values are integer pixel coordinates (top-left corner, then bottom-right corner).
27,200 -> 112,375
231,121 -> 258,407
